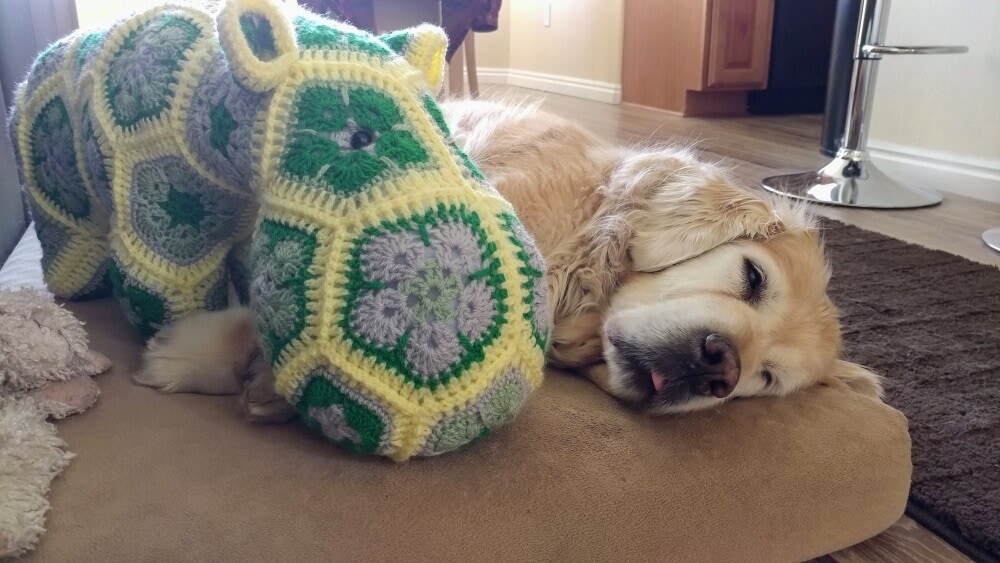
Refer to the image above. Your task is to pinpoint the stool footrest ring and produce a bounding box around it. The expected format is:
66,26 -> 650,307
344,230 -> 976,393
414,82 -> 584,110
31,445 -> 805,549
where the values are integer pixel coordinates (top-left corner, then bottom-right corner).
862,44 -> 969,57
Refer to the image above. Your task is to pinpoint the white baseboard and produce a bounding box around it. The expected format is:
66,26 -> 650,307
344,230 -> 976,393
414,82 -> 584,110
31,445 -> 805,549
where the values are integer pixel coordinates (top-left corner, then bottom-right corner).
867,141 -> 1000,203
456,72 -> 998,203
473,67 -> 622,105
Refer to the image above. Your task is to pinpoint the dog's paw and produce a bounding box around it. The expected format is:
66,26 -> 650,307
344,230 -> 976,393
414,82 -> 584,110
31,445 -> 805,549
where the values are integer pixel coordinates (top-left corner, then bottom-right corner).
133,309 -> 257,395
239,353 -> 297,424
133,351 -> 241,395
240,393 -> 297,424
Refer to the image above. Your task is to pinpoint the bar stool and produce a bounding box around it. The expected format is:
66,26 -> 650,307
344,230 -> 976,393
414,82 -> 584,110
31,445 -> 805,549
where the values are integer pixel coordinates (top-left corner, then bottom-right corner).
984,228 -> 1000,253
761,0 -> 967,208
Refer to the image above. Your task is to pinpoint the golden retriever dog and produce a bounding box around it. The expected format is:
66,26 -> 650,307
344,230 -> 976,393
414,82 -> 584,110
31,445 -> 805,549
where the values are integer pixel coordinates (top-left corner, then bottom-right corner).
137,97 -> 882,418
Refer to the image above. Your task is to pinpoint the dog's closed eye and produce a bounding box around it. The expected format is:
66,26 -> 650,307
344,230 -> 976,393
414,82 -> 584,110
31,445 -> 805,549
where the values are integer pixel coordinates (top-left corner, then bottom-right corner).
743,258 -> 766,303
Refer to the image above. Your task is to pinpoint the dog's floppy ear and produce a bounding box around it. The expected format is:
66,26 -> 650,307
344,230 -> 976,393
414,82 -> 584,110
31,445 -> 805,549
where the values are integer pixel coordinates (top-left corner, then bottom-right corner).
824,360 -> 885,399
606,150 -> 784,272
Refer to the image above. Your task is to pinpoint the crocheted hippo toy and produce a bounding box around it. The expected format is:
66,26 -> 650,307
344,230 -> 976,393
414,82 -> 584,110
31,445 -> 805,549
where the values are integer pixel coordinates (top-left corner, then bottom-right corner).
11,0 -> 549,460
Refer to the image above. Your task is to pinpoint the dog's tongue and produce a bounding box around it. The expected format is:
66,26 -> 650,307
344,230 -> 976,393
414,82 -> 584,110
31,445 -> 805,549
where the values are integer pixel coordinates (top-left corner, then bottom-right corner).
651,371 -> 666,393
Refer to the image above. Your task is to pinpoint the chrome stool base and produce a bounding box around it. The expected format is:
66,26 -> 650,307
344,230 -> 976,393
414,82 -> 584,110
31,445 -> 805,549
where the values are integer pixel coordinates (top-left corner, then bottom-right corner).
983,227 -> 1000,253
762,0 -> 964,209
762,153 -> 942,209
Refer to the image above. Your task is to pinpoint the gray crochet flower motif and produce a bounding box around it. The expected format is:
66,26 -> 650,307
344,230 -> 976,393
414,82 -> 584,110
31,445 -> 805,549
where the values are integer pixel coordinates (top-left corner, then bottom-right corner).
345,210 -> 504,388
129,156 -> 241,266
308,404 -> 361,445
27,37 -> 71,93
29,97 -> 90,220
185,53 -> 263,191
105,13 -> 201,128
250,221 -> 317,363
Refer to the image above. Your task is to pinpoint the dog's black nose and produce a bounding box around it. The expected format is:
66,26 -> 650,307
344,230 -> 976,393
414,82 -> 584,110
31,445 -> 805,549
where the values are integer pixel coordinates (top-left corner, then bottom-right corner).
690,333 -> 740,398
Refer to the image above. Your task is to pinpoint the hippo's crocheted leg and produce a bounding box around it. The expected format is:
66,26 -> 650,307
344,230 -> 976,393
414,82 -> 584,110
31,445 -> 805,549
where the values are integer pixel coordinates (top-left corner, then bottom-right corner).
12,46 -> 112,301
104,154 -> 257,339
75,5 -> 263,339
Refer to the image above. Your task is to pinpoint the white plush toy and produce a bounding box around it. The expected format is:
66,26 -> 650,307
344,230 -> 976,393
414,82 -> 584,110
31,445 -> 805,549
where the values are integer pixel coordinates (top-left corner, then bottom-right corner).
0,287 -> 111,558
0,287 -> 111,416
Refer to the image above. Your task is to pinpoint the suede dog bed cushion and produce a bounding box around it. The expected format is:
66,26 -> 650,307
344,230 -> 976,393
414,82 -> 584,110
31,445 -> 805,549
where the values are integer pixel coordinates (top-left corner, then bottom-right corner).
26,299 -> 911,561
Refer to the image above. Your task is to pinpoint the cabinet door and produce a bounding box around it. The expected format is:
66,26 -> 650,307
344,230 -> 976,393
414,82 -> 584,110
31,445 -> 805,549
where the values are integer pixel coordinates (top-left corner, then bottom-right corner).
705,0 -> 775,89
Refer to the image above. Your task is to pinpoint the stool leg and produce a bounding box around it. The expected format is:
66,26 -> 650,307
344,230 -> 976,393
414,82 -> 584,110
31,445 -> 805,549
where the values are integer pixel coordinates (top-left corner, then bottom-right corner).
761,0 -> 942,209
984,228 -> 1000,253
464,32 -> 479,98
448,41 -> 465,96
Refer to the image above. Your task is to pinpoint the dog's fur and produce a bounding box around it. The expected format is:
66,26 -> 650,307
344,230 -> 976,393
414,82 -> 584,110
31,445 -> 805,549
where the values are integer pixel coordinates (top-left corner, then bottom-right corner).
136,98 -> 882,417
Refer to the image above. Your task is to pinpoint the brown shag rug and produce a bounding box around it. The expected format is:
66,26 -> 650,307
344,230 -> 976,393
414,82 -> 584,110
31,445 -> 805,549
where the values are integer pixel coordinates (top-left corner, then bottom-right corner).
822,219 -> 1000,562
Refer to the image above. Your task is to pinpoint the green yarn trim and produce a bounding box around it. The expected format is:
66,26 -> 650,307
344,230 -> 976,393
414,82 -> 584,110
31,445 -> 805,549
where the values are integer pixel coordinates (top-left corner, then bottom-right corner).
379,30 -> 410,56
422,95 -> 451,136
29,96 -> 91,220
295,372 -> 386,454
161,186 -> 208,227
34,41 -> 63,68
291,15 -> 392,57
239,12 -> 278,61
375,130 -> 427,166
294,84 -> 349,130
499,212 -> 547,350
340,203 -> 509,390
281,83 -> 431,196
451,141 -> 486,182
419,95 -> 486,181
105,14 -> 201,128
209,100 -> 238,157
109,260 -> 168,340
349,87 -> 402,132
75,30 -> 107,74
254,220 -> 318,364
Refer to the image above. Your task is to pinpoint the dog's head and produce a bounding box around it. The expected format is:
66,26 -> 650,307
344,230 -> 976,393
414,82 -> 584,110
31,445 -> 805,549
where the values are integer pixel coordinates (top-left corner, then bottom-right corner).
579,148 -> 882,413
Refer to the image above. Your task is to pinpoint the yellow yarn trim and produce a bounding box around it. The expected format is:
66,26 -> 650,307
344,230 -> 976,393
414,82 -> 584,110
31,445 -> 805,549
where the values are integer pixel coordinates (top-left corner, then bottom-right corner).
397,24 -> 448,92
15,67 -> 112,298
217,0 -> 298,93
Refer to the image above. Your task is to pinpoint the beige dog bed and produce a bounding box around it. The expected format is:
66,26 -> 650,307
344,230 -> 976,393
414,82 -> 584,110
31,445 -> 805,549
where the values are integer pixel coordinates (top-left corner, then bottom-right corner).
20,296 -> 911,561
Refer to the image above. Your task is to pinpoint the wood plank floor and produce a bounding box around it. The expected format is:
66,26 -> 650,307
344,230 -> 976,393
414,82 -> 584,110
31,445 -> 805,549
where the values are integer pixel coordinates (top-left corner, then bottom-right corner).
477,85 -> 999,270
480,85 -> 995,562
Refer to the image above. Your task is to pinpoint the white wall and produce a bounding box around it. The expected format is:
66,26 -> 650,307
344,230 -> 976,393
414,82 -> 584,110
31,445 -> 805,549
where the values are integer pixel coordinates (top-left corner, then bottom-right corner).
475,0 -> 624,104
76,0 -> 998,201
474,2 -> 510,69
868,0 -> 1000,202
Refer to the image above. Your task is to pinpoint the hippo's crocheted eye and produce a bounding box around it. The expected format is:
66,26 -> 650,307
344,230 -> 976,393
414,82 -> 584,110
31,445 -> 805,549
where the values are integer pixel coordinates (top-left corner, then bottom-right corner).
351,129 -> 375,149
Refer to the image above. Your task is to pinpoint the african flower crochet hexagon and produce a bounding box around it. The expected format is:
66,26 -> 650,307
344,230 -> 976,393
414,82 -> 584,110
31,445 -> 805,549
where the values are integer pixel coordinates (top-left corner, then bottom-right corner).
11,0 -> 550,460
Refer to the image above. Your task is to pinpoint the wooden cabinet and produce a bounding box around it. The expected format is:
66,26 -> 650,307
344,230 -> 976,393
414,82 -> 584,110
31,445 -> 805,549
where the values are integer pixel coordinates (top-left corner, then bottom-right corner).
622,0 -> 775,116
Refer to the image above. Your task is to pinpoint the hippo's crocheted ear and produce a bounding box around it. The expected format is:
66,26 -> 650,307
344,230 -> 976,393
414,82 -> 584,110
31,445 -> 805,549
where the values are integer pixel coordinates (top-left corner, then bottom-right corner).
217,0 -> 298,92
379,24 -> 448,92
